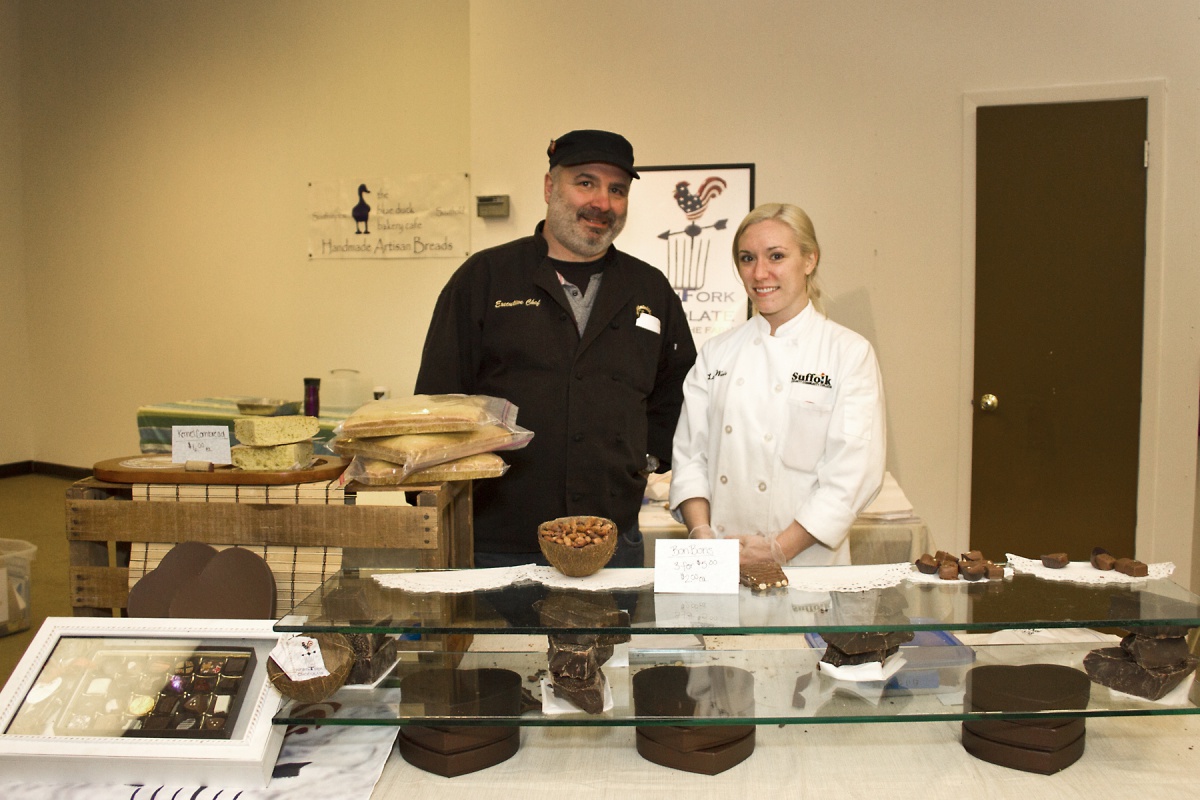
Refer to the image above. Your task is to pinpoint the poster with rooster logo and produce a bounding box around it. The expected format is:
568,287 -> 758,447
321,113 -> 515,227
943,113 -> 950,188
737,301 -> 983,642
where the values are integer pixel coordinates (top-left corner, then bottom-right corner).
620,164 -> 754,348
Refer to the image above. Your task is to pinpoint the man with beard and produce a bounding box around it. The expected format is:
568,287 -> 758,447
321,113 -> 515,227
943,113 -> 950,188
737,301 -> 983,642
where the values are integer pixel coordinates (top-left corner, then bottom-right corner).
415,130 -> 696,568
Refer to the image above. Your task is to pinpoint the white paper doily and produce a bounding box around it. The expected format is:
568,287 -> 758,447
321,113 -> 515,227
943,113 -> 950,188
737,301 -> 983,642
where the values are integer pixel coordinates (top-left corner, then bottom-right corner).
1006,553 -> 1174,584
782,563 -> 910,594
372,565 -> 653,594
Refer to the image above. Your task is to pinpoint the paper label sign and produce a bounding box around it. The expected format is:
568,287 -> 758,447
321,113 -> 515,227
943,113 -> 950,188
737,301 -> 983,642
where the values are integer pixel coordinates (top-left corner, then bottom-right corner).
654,538 -> 740,594
171,425 -> 232,465
269,634 -> 331,682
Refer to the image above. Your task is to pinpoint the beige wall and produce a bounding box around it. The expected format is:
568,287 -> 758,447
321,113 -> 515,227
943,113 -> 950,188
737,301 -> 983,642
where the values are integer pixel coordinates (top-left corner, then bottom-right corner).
6,1 -> 1199,582
467,0 -> 1199,572
0,0 -> 35,465
16,0 -> 469,466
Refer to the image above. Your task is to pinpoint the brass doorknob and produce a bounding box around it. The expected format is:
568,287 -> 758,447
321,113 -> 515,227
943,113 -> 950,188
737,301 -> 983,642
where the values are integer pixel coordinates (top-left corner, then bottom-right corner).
979,393 -> 999,412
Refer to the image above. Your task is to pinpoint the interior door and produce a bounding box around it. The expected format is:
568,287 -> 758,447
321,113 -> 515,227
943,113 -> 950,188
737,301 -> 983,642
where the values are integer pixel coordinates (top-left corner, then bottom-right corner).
971,99 -> 1147,562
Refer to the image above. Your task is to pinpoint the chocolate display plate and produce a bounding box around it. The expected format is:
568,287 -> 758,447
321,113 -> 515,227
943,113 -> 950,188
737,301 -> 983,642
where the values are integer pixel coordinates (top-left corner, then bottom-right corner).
398,668 -> 522,716
397,727 -> 520,777
636,724 -> 756,752
634,728 -> 755,775
963,717 -> 1085,752
401,724 -> 516,754
29,647 -> 256,740
961,724 -> 1086,774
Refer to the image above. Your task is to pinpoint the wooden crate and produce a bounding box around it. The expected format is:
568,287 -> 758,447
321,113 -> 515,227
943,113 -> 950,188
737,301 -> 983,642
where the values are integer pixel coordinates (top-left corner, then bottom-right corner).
66,477 -> 474,617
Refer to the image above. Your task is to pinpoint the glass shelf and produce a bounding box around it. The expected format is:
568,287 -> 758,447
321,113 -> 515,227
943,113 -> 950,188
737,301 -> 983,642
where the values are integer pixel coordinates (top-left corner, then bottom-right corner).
272,568 -> 1200,728
274,641 -> 1200,727
275,569 -> 1200,636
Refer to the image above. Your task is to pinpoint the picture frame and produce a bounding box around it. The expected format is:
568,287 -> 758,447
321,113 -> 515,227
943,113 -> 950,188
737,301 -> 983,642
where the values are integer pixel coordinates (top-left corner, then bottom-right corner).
0,617 -> 284,788
621,163 -> 756,350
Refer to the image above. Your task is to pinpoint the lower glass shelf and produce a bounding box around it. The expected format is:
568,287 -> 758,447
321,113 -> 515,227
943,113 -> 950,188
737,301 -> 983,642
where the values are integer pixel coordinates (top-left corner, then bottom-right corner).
272,638 -> 1200,727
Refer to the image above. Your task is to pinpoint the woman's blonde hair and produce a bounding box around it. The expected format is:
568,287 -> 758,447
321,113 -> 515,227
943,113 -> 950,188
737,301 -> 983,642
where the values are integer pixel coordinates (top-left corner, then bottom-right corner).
732,202 -> 823,313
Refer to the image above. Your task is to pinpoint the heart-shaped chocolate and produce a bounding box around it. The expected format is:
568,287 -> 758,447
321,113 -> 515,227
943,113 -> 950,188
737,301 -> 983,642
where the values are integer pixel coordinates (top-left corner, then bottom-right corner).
966,664 -> 1091,713
167,546 -> 276,619
126,541 -> 219,618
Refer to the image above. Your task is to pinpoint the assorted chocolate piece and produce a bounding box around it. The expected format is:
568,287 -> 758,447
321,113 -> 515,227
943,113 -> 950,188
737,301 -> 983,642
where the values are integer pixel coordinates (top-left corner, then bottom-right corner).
739,560 -> 788,592
1090,547 -> 1116,571
535,590 -> 630,715
916,549 -> 1006,581
1039,552 -> 1069,569
1114,557 -> 1149,578
818,630 -> 913,669
9,647 -> 256,739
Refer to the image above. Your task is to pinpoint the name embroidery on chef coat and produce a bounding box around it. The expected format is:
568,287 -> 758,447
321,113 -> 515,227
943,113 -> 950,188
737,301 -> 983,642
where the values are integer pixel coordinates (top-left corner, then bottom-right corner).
792,371 -> 832,389
706,369 -> 728,380
494,298 -> 542,308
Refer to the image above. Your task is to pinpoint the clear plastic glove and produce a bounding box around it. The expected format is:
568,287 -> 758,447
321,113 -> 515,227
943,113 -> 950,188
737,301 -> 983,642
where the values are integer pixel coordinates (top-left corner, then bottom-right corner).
738,534 -> 785,565
687,524 -> 717,539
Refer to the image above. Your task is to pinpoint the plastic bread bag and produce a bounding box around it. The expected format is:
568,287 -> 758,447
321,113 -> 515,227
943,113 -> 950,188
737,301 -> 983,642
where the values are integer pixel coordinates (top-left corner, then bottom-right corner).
330,423 -> 533,480
336,394 -> 518,437
341,453 -> 510,486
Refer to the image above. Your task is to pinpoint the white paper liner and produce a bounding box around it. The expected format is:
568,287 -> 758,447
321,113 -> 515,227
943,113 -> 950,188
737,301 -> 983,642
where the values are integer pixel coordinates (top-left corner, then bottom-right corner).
1006,553 -> 1174,584
905,563 -> 1014,584
782,563 -> 911,594
817,653 -> 907,683
372,565 -> 654,593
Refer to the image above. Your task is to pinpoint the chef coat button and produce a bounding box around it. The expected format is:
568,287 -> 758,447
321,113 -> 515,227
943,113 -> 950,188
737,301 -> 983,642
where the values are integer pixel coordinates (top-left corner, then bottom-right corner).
572,433 -> 584,442
757,481 -> 767,492
764,433 -> 773,442
716,524 -> 726,533
754,337 -> 762,345
610,321 -> 620,329
612,373 -> 620,380
724,425 -> 732,434
719,475 -> 728,484
560,313 -> 568,321
774,384 -> 783,393
574,372 -> 583,380
736,378 -> 744,386
571,492 -> 582,501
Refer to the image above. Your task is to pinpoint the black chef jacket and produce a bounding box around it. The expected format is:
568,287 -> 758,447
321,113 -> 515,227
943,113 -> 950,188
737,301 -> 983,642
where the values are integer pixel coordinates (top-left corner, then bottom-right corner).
415,223 -> 697,555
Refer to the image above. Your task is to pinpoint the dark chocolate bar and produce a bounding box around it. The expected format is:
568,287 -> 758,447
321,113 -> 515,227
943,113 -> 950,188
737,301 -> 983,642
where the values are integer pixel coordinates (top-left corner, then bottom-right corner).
820,630 -> 914,655
1083,646 -> 1198,700
1119,633 -> 1191,670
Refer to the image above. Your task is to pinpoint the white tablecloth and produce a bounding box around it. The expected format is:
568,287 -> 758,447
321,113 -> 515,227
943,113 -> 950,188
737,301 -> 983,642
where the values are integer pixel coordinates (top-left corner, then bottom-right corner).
373,714 -> 1200,799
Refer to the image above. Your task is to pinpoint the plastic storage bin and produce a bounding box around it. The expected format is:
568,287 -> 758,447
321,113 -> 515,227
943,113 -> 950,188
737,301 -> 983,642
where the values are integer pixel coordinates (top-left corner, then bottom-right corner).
1,539 -> 37,636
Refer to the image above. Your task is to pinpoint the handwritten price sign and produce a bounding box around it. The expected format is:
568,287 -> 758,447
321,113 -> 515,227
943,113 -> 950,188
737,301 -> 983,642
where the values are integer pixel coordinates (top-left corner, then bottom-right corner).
654,539 -> 740,594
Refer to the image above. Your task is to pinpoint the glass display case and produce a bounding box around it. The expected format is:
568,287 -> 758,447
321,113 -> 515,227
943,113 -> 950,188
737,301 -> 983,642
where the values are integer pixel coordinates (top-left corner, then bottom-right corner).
273,569 -> 1200,727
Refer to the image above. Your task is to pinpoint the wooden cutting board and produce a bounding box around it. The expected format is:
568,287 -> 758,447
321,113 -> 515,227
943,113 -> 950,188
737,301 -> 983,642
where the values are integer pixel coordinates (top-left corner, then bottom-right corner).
93,454 -> 350,485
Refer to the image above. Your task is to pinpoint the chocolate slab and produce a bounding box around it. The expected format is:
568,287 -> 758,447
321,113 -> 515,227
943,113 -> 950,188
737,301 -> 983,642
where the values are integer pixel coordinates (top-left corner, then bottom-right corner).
739,561 -> 788,591
820,643 -> 900,667
397,727 -> 520,777
126,541 -> 219,618
636,724 -> 756,752
965,664 -> 1091,715
168,546 -> 277,620
550,669 -> 607,714
345,633 -> 398,685
632,665 -> 755,719
963,717 -> 1085,752
398,668 -> 522,716
635,728 -> 755,775
820,630 -> 914,656
1083,646 -> 1199,700
547,639 -> 604,680
1120,633 -> 1191,670
401,724 -> 517,755
961,724 -> 1085,774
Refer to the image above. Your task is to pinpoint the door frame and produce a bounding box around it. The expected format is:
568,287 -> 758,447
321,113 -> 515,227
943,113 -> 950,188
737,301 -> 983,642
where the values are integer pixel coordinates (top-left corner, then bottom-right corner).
956,80 -> 1170,565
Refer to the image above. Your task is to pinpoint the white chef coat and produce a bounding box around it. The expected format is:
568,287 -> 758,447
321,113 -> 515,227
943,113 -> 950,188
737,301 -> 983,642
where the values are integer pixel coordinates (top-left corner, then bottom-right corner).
669,304 -> 886,566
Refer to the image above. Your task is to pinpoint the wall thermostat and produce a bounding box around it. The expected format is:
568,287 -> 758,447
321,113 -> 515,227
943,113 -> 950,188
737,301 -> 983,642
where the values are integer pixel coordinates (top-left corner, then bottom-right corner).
476,195 -> 511,218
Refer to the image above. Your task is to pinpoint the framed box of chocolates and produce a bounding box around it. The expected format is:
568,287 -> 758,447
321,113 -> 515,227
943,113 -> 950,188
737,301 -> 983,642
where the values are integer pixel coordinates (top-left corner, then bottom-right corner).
0,617 -> 285,788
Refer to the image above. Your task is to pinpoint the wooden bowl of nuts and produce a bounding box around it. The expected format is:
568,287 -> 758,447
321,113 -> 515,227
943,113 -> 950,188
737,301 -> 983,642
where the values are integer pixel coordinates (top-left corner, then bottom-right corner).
537,516 -> 619,577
